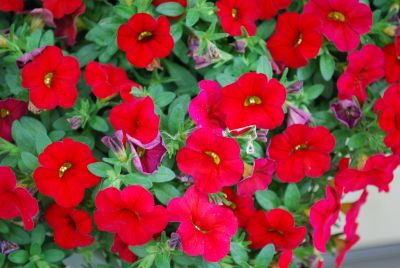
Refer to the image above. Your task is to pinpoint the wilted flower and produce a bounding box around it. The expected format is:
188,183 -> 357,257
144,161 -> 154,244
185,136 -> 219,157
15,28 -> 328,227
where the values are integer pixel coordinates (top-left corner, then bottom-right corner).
29,8 -> 56,30
287,80 -> 304,94
188,35 -> 221,69
67,116 -> 83,130
102,130 -> 127,161
287,105 -> 312,126
16,46 -> 46,69
231,39 -> 247,53
0,240 -> 19,255
331,100 -> 362,129
168,232 -> 182,250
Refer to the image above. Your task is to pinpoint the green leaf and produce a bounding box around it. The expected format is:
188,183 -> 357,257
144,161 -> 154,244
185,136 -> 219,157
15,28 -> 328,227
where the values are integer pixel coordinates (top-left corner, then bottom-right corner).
154,253 -> 171,268
149,166 -> 176,183
35,131 -> 52,154
168,104 -> 185,134
153,183 -> 181,205
0,254 -> 5,267
20,152 -> 39,171
0,221 -> 9,233
26,30 -> 42,52
40,30 -> 55,46
156,2 -> 185,16
164,61 -> 197,94
122,173 -> 153,189
230,242 -> 249,266
30,243 -> 41,256
256,56 -> 273,78
88,162 -> 113,177
284,184 -> 301,211
349,133 -> 367,149
30,225 -> 45,247
43,249 -> 65,263
255,190 -> 280,211
89,116 -> 109,132
254,244 -> 275,268
297,60 -> 316,80
8,250 -> 29,264
186,9 -> 200,27
3,225 -> 30,245
320,53 -> 335,81
304,84 -> 324,101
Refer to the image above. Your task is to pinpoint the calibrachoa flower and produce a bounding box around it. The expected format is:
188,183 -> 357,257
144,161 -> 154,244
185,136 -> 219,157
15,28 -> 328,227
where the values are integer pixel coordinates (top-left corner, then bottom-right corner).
267,12 -> 322,68
220,72 -> 286,130
117,13 -> 174,68
335,233 -> 359,268
111,235 -> 138,263
383,39 -> 400,83
85,61 -> 139,100
0,99 -> 28,142
33,138 -> 100,207
222,187 -> 256,228
109,97 -> 160,145
128,133 -> 167,175
287,105 -> 312,126
0,166 -> 38,231
176,127 -> 244,193
237,158 -> 275,196
343,190 -> 368,239
21,46 -> 81,110
304,0 -> 372,52
258,0 -> 291,20
310,186 -> 342,252
188,80 -> 226,129
0,0 -> 23,12
102,130 -> 128,161
278,250 -> 293,268
331,100 -> 362,129
246,208 -> 306,250
45,204 -> 94,249
335,154 -> 400,193
337,44 -> 384,105
94,186 -> 168,246
167,186 -> 238,262
42,0 -> 83,19
268,124 -> 336,183
54,3 -> 86,46
216,0 -> 259,37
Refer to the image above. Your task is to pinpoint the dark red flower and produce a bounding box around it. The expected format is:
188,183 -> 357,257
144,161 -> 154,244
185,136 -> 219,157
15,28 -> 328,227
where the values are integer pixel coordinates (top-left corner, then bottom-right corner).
304,0 -> 372,52
21,46 -> 81,110
267,12 -> 322,68
0,99 -> 28,142
237,158 -> 275,196
335,154 -> 400,193
176,127 -> 244,193
383,38 -> 400,84
337,44 -> 384,105
246,208 -> 306,250
278,250 -> 293,268
375,85 -> 400,153
42,0 -> 83,19
45,204 -> 94,249
268,124 -> 335,183
216,0 -> 259,37
0,0 -> 23,12
310,186 -> 342,252
258,0 -> 291,20
111,234 -> 138,263
220,72 -> 286,130
94,186 -> 168,246
0,166 -> 38,231
117,13 -> 174,68
54,3 -> 85,46
33,138 -> 100,207
109,97 -> 160,145
85,61 -> 139,100
167,186 -> 238,262
222,187 -> 256,228
188,80 -> 226,129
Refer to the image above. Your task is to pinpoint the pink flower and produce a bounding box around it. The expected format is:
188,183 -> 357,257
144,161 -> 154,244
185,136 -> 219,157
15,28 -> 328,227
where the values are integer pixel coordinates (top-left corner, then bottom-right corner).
237,158 -> 275,196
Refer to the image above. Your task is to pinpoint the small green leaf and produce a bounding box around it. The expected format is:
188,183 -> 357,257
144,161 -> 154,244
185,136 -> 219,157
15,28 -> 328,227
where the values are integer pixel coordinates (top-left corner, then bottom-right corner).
30,225 -> 45,247
255,190 -> 280,211
149,166 -> 176,183
256,56 -> 273,78
0,221 -> 9,233
88,162 -> 113,177
305,84 -> 325,101
153,183 -> 181,205
20,152 -> 39,171
254,244 -> 275,268
186,9 -> 200,27
89,116 -> 109,132
35,131 -> 52,154
8,250 -> 29,264
284,184 -> 301,211
156,2 -> 185,16
122,173 -> 153,189
154,253 -> 171,268
43,249 -> 65,263
230,242 -> 249,266
320,53 -> 335,81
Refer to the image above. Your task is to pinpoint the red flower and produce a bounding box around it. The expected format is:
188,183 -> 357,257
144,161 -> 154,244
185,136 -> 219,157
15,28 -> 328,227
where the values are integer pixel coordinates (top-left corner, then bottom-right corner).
0,0 -> 23,12
375,85 -> 400,153
338,44 -> 384,105
109,97 -> 160,145
94,186 -> 168,246
237,158 -> 275,196
383,39 -> 400,84
268,124 -> 335,183
246,208 -> 306,250
0,166 -> 38,231
220,72 -> 286,130
258,0 -> 291,20
335,154 -> 400,193
176,127 -> 244,193
85,61 -> 139,100
33,138 -> 100,207
21,46 -> 81,110
304,0 -> 372,52
188,80 -> 226,129
310,186 -> 342,252
111,235 -> 138,263
117,13 -> 174,68
216,0 -> 259,37
54,3 -> 85,46
278,250 -> 293,268
42,0 -> 83,19
267,12 -> 322,68
0,99 -> 28,142
167,186 -> 238,262
45,204 -> 94,249
335,234 -> 359,268
343,190 -> 368,240
222,187 -> 256,228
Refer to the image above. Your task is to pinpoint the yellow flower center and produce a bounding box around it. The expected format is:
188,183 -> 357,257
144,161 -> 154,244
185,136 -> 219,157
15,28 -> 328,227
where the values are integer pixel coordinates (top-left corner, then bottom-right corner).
294,33 -> 303,47
244,96 -> 262,106
44,72 -> 54,88
59,162 -> 72,178
0,108 -> 10,118
328,11 -> 346,22
293,144 -> 308,152
138,31 -> 153,41
232,8 -> 238,18
136,147 -> 146,158
205,151 -> 221,165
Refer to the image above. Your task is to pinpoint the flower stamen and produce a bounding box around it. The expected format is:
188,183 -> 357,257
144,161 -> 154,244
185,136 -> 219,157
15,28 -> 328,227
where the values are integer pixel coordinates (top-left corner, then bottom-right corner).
0,108 -> 10,118
293,144 -> 308,152
205,151 -> 221,165
232,8 -> 238,18
244,96 -> 262,106
138,31 -> 153,41
328,11 -> 346,22
59,162 -> 72,178
44,72 -> 54,88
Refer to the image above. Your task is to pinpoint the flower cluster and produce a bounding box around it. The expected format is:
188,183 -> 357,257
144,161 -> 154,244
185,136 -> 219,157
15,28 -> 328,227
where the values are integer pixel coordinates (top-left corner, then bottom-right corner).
0,0 -> 399,267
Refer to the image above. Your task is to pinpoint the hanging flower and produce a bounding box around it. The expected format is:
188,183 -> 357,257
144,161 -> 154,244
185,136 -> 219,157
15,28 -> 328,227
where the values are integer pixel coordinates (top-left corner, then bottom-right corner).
42,0 -> 83,19
237,158 -> 275,196
222,187 -> 256,228
111,235 -> 138,263
53,3 -> 85,46
0,99 -> 28,142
